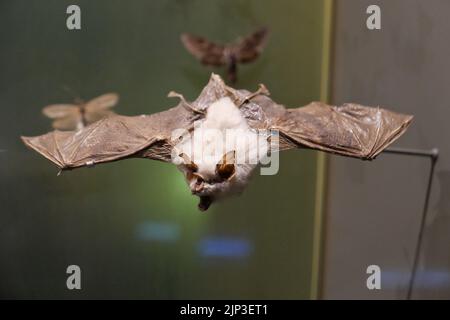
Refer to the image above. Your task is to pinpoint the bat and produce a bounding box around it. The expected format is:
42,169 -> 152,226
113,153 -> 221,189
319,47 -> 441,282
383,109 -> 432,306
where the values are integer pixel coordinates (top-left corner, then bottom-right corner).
181,27 -> 269,83
22,74 -> 413,211
42,93 -> 119,131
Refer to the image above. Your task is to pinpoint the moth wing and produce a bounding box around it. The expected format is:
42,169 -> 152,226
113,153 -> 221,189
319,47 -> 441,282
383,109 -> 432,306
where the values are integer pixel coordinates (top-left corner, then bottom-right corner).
271,102 -> 413,160
52,114 -> 83,131
85,93 -> 119,112
84,109 -> 116,124
21,105 -> 192,169
180,33 -> 226,66
235,27 -> 269,63
42,104 -> 79,119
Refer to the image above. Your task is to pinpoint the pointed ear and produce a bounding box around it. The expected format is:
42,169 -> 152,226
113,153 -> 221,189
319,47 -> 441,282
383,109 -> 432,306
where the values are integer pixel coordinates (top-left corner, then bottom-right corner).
216,151 -> 236,180
179,153 -> 198,172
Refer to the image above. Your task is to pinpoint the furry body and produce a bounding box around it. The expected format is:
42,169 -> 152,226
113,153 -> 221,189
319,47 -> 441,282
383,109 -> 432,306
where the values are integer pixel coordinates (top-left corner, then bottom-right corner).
172,97 -> 268,210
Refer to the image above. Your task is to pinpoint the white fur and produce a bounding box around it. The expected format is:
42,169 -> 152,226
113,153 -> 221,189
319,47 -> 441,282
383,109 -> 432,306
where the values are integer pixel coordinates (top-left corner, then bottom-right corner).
173,97 -> 268,199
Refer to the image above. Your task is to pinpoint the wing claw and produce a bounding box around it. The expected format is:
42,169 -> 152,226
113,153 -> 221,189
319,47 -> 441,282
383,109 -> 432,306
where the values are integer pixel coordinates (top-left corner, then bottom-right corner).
168,91 -> 205,115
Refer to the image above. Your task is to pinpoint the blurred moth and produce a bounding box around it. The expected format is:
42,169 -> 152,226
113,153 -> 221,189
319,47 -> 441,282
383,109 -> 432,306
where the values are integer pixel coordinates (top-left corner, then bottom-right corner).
42,93 -> 119,131
181,27 -> 269,83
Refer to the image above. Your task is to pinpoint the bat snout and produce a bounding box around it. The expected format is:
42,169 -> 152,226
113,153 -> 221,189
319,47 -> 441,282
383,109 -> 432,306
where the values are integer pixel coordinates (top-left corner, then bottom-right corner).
189,175 -> 206,194
192,183 -> 204,194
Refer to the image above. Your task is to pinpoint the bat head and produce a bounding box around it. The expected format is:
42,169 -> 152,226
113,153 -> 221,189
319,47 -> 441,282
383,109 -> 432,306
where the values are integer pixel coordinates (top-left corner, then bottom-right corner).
172,95 -> 269,211
181,151 -> 237,211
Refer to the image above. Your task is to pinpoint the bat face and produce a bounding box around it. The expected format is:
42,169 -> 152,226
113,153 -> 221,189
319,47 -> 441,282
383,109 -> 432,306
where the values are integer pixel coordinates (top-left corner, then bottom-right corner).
42,93 -> 119,130
22,74 -> 413,212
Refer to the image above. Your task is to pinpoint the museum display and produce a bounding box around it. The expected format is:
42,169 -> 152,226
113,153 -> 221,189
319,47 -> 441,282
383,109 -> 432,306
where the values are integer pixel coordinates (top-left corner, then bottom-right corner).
21,74 -> 413,211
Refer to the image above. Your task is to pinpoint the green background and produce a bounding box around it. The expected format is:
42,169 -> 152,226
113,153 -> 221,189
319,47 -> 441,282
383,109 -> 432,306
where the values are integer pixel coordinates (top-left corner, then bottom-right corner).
0,0 -> 326,299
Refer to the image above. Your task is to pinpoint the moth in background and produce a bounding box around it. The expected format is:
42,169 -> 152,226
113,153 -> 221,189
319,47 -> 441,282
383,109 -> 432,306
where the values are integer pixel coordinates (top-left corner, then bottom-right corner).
181,27 -> 269,83
42,93 -> 119,131
22,74 -> 413,212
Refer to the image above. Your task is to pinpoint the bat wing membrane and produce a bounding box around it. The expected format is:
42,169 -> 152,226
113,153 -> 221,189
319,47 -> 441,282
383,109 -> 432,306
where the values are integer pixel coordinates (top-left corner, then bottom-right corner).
22,105 -> 192,169
270,102 -> 413,160
23,75 -> 414,170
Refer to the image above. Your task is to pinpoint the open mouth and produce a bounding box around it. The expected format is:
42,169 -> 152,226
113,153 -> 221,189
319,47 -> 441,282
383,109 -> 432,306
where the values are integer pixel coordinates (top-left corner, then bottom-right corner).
198,196 -> 212,211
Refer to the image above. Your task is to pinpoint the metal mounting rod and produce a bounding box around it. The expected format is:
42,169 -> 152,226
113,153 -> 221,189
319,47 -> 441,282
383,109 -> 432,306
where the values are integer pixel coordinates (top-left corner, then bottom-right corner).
383,146 -> 439,300
383,147 -> 439,160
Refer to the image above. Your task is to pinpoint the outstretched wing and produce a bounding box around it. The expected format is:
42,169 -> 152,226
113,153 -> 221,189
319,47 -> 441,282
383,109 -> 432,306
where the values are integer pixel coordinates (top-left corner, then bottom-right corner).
84,109 -> 116,124
234,27 -> 269,63
85,93 -> 119,112
21,105 -> 193,170
42,104 -> 79,119
270,102 -> 413,160
52,114 -> 83,131
180,33 -> 226,66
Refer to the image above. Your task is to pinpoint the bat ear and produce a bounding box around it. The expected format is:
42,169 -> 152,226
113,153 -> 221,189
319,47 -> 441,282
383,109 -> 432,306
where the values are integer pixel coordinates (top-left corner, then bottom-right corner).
216,150 -> 236,180
179,153 -> 198,172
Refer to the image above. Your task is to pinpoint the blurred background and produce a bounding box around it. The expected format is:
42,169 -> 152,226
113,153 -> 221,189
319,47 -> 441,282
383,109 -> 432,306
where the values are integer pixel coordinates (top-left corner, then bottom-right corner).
323,0 -> 450,299
0,0 -> 448,299
0,0 -> 325,299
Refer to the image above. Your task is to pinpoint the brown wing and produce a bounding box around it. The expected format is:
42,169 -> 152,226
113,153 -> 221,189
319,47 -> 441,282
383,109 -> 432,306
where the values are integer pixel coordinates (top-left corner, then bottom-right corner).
181,33 -> 226,66
52,114 -> 83,131
21,105 -> 193,170
270,102 -> 413,160
84,93 -> 119,112
84,109 -> 116,124
42,104 -> 79,119
234,27 -> 269,63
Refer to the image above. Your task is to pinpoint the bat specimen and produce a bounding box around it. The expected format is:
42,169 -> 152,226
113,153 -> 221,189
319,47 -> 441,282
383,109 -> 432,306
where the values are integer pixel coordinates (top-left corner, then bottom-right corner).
22,74 -> 413,211
181,27 -> 269,83
42,93 -> 119,131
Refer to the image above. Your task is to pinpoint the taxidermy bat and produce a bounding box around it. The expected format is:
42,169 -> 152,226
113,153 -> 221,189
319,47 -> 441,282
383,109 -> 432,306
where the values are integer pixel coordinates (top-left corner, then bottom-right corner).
181,27 -> 269,83
42,93 -> 119,131
22,74 -> 413,211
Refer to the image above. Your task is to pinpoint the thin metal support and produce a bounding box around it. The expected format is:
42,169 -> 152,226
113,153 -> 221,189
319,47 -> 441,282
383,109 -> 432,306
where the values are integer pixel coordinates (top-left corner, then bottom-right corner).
383,147 -> 439,300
